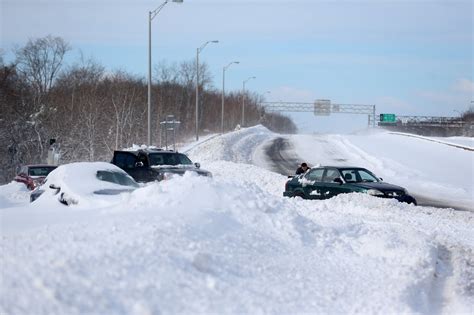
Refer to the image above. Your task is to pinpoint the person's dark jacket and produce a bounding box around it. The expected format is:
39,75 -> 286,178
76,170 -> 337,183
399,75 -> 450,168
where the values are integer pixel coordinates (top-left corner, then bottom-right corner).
296,167 -> 307,175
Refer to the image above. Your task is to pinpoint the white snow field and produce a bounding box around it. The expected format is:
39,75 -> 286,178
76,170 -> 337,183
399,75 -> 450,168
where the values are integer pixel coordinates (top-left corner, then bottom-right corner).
1,126 -> 473,315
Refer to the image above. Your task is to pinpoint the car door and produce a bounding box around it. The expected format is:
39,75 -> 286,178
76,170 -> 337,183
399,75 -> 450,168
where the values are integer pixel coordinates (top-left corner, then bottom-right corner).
301,168 -> 325,199
112,152 -> 144,182
321,168 -> 345,199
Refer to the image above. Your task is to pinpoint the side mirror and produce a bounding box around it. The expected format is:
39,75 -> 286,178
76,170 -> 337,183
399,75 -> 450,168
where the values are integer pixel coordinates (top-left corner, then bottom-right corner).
333,177 -> 343,185
49,184 -> 60,194
135,161 -> 144,168
379,177 -> 383,181
194,162 -> 201,169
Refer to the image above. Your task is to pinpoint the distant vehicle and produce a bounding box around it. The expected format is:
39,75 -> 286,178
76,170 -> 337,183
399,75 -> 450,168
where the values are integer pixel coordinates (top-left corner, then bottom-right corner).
283,166 -> 417,205
30,162 -> 139,205
14,164 -> 57,190
111,149 -> 212,183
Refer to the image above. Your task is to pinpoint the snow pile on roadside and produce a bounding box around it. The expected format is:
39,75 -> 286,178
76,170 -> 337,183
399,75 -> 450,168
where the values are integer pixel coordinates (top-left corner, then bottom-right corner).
187,125 -> 277,165
1,126 -> 473,314
0,181 -> 30,208
204,160 -> 289,197
2,164 -> 473,314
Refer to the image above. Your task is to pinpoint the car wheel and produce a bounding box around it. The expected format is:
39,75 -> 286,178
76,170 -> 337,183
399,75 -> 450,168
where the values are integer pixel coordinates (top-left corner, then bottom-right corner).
405,196 -> 417,206
293,192 -> 305,199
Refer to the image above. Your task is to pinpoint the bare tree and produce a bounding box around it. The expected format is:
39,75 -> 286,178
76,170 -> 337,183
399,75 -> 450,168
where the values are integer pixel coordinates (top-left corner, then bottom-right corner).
15,35 -> 71,98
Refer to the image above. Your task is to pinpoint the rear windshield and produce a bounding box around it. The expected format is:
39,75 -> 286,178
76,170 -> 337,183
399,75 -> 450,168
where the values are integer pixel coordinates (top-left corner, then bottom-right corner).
28,166 -> 56,177
148,153 -> 193,166
96,170 -> 139,187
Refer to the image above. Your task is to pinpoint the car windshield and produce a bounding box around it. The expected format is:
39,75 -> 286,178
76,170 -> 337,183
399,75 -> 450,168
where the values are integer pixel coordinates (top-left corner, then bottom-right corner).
148,153 -> 193,166
340,168 -> 379,183
28,166 -> 56,177
96,170 -> 139,187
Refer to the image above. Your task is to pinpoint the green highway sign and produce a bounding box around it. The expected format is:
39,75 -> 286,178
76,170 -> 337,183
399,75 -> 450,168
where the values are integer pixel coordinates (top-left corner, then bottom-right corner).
380,113 -> 396,123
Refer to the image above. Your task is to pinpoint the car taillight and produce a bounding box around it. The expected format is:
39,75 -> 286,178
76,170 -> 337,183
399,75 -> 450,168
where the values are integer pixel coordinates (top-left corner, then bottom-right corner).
285,181 -> 290,191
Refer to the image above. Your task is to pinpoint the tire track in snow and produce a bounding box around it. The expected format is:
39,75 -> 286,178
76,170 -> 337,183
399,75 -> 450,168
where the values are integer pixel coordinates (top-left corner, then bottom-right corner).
418,244 -> 474,315
264,137 -> 302,176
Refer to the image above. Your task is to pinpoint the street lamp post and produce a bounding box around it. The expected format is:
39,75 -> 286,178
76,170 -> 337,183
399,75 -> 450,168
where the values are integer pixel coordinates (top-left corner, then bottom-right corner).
195,40 -> 219,141
222,61 -> 239,134
147,0 -> 183,146
242,76 -> 256,127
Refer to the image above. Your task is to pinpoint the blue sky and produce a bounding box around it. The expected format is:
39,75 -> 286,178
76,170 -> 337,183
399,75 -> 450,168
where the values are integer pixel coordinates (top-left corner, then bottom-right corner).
2,0 -> 473,133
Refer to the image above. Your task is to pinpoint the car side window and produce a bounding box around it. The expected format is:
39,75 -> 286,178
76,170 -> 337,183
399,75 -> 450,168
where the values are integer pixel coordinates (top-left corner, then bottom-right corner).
177,154 -> 193,165
114,153 -> 137,169
149,154 -> 165,165
358,170 -> 378,182
305,169 -> 324,182
323,169 -> 341,183
96,170 -> 139,187
164,154 -> 178,165
341,170 -> 357,182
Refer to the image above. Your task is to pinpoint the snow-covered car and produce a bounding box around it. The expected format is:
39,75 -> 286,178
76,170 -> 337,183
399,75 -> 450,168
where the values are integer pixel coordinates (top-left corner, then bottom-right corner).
14,164 -> 57,190
111,149 -> 212,183
283,166 -> 417,205
30,162 -> 139,206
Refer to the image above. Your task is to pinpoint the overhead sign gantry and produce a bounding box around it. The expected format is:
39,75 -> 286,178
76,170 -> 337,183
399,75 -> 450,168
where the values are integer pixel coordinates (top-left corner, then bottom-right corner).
260,100 -> 377,127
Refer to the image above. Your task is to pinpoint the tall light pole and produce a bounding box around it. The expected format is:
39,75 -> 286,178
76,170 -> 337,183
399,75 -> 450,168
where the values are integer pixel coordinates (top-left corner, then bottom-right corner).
147,0 -> 183,146
242,76 -> 256,127
195,40 -> 219,141
222,61 -> 239,134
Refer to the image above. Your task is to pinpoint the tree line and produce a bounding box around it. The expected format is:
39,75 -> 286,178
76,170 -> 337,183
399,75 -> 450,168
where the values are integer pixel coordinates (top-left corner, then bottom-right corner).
0,36 -> 296,184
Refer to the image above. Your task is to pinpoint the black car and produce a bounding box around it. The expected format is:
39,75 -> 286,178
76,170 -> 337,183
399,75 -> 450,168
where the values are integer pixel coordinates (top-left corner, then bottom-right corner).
283,166 -> 417,205
111,149 -> 212,183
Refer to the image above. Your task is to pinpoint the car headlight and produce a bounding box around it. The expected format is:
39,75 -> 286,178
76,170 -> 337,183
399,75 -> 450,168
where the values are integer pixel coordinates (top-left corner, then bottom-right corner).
366,189 -> 384,196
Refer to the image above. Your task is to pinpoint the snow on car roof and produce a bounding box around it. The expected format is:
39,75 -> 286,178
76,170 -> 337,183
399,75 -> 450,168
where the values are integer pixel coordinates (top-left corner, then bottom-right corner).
45,162 -> 135,203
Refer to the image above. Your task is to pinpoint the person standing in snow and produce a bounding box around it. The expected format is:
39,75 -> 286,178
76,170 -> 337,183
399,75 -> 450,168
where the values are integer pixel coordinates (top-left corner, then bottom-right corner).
296,162 -> 309,175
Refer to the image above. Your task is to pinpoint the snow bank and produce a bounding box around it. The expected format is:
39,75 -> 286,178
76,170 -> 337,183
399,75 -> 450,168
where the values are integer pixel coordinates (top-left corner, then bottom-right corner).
186,125 -> 277,166
1,126 -> 473,314
0,181 -> 30,208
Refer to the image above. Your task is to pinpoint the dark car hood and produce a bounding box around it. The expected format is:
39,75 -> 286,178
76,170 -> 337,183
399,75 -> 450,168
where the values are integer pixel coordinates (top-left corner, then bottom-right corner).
151,165 -> 211,176
94,188 -> 135,195
350,181 -> 405,192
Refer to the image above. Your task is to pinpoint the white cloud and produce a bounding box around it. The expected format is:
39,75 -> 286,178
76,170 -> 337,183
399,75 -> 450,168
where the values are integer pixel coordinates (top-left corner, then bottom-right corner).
453,78 -> 474,93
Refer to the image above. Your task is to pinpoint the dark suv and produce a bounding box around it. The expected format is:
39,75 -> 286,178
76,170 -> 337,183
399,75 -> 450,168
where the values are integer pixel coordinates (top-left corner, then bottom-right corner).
111,149 -> 212,183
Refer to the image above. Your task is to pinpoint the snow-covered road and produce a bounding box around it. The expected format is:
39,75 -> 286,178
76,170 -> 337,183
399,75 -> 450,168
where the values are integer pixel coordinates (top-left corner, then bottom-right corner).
1,126 -> 473,314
